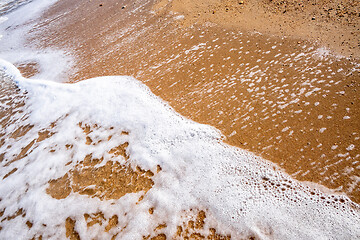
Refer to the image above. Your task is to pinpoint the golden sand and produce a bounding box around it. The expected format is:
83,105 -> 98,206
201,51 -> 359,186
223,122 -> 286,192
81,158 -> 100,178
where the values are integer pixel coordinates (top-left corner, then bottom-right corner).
154,0 -> 359,58
1,0 -> 359,238
22,0 -> 360,202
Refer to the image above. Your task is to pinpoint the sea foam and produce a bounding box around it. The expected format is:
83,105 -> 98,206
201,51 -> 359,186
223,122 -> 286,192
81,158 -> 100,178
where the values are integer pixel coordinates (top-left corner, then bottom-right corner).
0,59 -> 359,239
0,0 -> 72,82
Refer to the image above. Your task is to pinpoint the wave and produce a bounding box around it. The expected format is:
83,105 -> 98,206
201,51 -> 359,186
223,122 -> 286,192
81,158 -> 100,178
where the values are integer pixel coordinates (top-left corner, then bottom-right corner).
0,59 -> 359,239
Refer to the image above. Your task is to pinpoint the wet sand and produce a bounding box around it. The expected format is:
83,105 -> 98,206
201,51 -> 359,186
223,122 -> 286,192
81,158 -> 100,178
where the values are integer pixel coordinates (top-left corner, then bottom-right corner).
0,74 -> 240,239
154,0 -> 359,58
20,0 -> 360,203
0,0 -> 359,233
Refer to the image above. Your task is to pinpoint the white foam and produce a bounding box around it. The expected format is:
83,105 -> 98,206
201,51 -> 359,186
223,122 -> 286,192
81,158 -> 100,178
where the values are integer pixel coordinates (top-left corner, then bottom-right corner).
0,60 -> 359,239
0,0 -> 72,82
347,144 -> 355,151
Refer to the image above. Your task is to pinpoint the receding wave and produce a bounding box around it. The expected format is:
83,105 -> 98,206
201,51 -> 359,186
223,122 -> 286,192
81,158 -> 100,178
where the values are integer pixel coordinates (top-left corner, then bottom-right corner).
0,60 -> 359,239
0,0 -> 33,16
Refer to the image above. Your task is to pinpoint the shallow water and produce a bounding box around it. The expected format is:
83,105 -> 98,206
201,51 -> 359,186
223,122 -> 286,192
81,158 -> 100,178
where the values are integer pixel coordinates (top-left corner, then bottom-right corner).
29,0 -> 360,201
0,0 -> 359,239
0,62 -> 359,239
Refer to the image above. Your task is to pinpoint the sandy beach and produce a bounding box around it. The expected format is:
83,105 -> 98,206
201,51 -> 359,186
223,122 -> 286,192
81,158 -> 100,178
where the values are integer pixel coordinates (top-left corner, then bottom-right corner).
26,0 -> 359,201
0,0 -> 359,239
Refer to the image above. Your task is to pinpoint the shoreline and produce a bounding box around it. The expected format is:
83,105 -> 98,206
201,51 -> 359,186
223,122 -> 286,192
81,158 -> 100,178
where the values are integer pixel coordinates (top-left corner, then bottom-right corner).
25,0 -> 360,202
0,65 -> 359,238
0,0 -> 360,238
